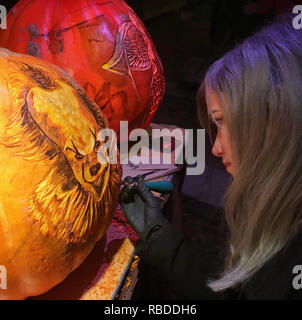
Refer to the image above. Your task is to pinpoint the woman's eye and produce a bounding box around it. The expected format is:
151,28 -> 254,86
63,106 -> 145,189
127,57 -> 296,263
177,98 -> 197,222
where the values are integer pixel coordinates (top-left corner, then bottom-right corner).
75,153 -> 84,160
215,118 -> 223,124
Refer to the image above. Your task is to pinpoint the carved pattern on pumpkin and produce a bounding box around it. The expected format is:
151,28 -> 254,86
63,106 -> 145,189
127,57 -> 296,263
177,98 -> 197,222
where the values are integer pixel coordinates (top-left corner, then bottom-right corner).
125,8 -> 165,122
45,14 -> 106,55
102,21 -> 151,102
0,51 -> 121,244
83,81 -> 128,123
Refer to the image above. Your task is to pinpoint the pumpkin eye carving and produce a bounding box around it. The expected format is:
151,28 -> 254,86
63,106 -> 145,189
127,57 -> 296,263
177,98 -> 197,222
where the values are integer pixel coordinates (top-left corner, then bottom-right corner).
75,153 -> 84,160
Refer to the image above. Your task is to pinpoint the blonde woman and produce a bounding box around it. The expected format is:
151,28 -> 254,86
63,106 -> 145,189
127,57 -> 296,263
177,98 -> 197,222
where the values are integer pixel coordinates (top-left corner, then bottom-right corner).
120,14 -> 302,299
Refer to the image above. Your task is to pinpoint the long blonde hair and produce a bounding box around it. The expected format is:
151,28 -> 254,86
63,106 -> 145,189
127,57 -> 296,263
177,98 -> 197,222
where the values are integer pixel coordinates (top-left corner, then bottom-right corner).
198,15 -> 302,291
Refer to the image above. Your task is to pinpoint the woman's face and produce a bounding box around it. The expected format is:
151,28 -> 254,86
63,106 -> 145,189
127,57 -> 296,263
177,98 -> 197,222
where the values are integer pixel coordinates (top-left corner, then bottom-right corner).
208,90 -> 237,176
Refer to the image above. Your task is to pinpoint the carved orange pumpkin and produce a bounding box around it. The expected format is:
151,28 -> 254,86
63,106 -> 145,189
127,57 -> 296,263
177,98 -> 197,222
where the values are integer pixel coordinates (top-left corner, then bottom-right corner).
0,48 -> 121,299
0,0 -> 165,135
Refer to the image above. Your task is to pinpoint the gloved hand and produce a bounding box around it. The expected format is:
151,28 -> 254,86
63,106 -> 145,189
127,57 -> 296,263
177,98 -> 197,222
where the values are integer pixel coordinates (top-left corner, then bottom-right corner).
120,175 -> 165,242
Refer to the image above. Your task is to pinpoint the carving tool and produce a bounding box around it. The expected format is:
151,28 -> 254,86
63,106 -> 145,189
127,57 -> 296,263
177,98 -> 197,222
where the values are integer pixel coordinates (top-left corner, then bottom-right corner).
119,171 -> 174,203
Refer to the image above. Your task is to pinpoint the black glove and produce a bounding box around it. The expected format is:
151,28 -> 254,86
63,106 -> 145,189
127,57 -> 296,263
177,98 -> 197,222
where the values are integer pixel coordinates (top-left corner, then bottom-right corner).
120,175 -> 164,242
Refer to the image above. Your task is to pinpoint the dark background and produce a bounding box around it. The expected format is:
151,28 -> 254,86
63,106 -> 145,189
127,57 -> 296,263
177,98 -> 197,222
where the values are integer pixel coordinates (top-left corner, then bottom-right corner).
2,0 -> 296,207
1,0 -> 298,299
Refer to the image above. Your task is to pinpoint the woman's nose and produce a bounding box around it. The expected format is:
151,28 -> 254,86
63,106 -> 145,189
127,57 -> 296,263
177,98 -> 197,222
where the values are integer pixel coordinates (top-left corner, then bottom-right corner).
212,132 -> 223,157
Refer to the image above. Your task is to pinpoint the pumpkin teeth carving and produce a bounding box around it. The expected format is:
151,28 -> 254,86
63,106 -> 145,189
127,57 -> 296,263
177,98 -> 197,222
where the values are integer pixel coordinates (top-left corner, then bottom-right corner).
0,48 -> 121,299
28,165 -> 102,243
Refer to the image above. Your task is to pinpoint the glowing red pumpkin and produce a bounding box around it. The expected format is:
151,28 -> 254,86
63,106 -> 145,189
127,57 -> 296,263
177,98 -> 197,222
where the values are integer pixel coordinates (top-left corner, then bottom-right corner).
0,0 -> 165,135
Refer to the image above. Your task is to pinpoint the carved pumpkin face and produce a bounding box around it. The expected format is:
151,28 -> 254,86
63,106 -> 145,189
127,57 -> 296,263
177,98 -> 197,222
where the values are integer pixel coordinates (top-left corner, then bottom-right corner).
0,0 -> 165,134
27,79 -> 111,201
0,48 -> 121,299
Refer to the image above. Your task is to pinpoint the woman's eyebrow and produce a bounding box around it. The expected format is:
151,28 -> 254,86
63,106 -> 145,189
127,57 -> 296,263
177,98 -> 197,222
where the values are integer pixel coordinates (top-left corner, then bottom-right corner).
211,110 -> 222,115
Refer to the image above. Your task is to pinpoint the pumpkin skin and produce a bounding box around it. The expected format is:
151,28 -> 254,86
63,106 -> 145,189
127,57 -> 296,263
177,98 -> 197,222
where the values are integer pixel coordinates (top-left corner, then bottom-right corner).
0,48 -> 121,299
0,0 -> 165,135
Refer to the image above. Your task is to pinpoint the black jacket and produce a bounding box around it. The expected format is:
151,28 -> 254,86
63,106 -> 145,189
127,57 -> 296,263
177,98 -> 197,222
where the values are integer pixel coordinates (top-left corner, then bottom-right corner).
140,220 -> 302,300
